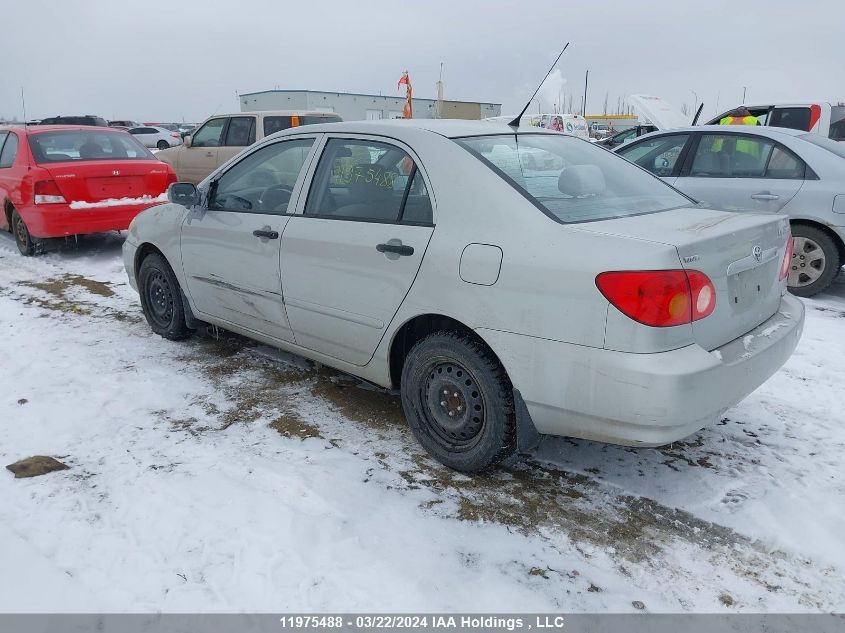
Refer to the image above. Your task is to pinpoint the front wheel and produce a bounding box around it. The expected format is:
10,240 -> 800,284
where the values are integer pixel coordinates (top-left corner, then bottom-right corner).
156,140 -> 170,150
400,332 -> 516,472
788,225 -> 841,297
138,253 -> 193,340
11,210 -> 36,256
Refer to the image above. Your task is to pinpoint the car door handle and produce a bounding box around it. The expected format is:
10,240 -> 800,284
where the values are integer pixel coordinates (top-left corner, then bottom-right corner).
751,192 -> 779,201
205,151 -> 214,157
253,229 -> 279,239
376,242 -> 414,256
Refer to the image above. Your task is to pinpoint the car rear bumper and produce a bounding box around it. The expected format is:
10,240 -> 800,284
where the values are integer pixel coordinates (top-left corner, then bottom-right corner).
18,202 -> 163,239
479,293 -> 805,446
122,237 -> 139,291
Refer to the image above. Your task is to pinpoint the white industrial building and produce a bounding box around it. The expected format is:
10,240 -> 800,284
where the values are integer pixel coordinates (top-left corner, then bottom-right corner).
239,89 -> 501,121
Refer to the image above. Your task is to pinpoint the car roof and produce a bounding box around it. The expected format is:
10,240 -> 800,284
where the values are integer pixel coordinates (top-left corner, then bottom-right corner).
206,110 -> 343,118
639,125 -> 808,139
267,118 -> 558,140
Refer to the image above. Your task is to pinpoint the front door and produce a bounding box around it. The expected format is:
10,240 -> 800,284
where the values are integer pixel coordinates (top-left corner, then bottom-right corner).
179,117 -> 227,184
674,132 -> 803,213
180,136 -> 319,342
280,137 -> 435,366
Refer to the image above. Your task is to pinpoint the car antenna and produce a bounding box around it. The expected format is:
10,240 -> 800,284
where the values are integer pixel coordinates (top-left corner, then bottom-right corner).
691,102 -> 704,126
508,43 -> 570,129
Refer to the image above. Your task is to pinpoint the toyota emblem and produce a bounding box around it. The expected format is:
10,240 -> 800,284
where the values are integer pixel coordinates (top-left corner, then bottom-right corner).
752,245 -> 762,262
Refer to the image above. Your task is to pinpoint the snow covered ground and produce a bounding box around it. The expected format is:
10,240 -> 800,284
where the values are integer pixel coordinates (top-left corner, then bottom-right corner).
0,231 -> 843,613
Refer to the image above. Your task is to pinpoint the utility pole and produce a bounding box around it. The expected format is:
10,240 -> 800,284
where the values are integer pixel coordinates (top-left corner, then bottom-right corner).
742,86 -> 747,103
690,89 -> 698,114
583,70 -> 589,116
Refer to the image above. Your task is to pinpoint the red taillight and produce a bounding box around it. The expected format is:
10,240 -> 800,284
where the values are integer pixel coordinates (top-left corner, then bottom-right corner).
171,132 -> 180,138
596,269 -> 716,327
779,235 -> 794,282
34,180 -> 67,204
166,169 -> 177,185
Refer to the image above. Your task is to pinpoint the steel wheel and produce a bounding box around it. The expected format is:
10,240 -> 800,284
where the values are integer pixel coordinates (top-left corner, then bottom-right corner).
421,359 -> 486,451
11,210 -> 35,256
788,236 -> 826,288
144,269 -> 175,329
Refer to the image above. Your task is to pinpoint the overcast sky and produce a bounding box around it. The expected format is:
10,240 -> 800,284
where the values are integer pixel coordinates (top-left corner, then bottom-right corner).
2,0 -> 842,124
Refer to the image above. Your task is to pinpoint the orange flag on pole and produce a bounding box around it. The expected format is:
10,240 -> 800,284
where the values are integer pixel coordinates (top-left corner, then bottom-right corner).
398,71 -> 413,119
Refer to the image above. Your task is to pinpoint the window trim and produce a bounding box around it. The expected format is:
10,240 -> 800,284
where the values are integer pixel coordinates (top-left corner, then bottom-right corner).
298,135 -> 435,227
206,135 -> 320,215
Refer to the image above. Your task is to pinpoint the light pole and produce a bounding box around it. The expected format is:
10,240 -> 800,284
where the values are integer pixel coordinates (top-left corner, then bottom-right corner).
690,89 -> 698,114
742,86 -> 747,103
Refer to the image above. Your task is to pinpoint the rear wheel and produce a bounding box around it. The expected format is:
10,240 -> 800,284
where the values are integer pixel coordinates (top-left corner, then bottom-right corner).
788,224 -> 841,297
138,253 -> 193,340
156,140 -> 169,150
400,331 -> 516,472
11,210 -> 36,256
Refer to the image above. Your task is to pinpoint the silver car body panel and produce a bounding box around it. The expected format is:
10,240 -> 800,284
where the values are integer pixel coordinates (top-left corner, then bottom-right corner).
124,119 -> 805,446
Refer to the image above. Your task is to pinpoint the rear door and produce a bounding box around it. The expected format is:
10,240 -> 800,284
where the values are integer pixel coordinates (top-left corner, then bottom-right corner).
180,117 -> 227,183
180,135 -> 319,342
280,135 -> 435,366
674,132 -> 802,213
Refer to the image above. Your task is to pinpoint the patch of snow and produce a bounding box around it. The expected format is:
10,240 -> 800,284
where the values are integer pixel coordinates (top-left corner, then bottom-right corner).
69,193 -> 167,210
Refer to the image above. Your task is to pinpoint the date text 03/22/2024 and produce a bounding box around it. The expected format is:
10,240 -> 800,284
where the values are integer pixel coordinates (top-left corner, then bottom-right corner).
277,616 -> 567,630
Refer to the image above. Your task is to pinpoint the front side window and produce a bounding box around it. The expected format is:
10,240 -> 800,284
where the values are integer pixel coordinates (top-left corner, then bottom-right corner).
305,138 -> 427,223
224,117 -> 256,147
191,118 -> 226,148
28,131 -> 153,163
458,134 -> 689,223
689,134 -> 774,178
617,134 -> 689,177
0,132 -> 17,167
209,138 -> 315,214
769,107 -> 811,131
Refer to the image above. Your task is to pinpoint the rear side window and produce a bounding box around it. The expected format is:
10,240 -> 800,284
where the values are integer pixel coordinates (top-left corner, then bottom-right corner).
765,145 -> 806,179
769,107 -> 811,131
299,115 -> 342,125
224,117 -> 256,146
689,134 -> 773,178
458,134 -> 689,223
264,116 -> 293,136
28,131 -> 153,162
191,118 -> 226,148
617,134 -> 689,176
0,132 -> 17,167
305,138 -> 431,223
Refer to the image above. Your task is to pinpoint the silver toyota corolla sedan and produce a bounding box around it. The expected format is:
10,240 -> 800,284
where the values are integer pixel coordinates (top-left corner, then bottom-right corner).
122,119 -> 804,472
615,125 -> 845,297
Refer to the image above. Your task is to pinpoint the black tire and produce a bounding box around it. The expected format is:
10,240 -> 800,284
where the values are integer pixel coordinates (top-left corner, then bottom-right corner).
788,224 -> 842,298
400,331 -> 516,472
138,253 -> 193,340
156,140 -> 169,150
11,210 -> 36,256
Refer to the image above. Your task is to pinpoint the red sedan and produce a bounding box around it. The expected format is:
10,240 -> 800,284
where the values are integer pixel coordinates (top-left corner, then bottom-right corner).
0,125 -> 176,255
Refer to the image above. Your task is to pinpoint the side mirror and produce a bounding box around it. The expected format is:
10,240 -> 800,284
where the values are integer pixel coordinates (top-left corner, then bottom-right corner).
167,182 -> 199,207
183,135 -> 192,148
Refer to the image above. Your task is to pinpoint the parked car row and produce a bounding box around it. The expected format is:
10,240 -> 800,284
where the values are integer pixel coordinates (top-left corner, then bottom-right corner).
614,125 -> 845,297
0,125 -> 176,254
120,119 -> 804,472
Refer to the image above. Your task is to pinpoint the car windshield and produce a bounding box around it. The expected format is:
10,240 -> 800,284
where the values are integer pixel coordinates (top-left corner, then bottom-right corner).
457,133 -> 690,223
799,133 -> 845,160
28,131 -> 154,163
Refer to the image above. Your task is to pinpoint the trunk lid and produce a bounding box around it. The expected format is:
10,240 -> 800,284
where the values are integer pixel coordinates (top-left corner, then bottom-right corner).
581,206 -> 790,350
42,160 -> 172,204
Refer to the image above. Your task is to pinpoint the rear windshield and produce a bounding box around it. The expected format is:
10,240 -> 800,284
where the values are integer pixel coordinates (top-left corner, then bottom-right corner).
28,130 -> 154,163
456,134 -> 690,223
799,133 -> 845,159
